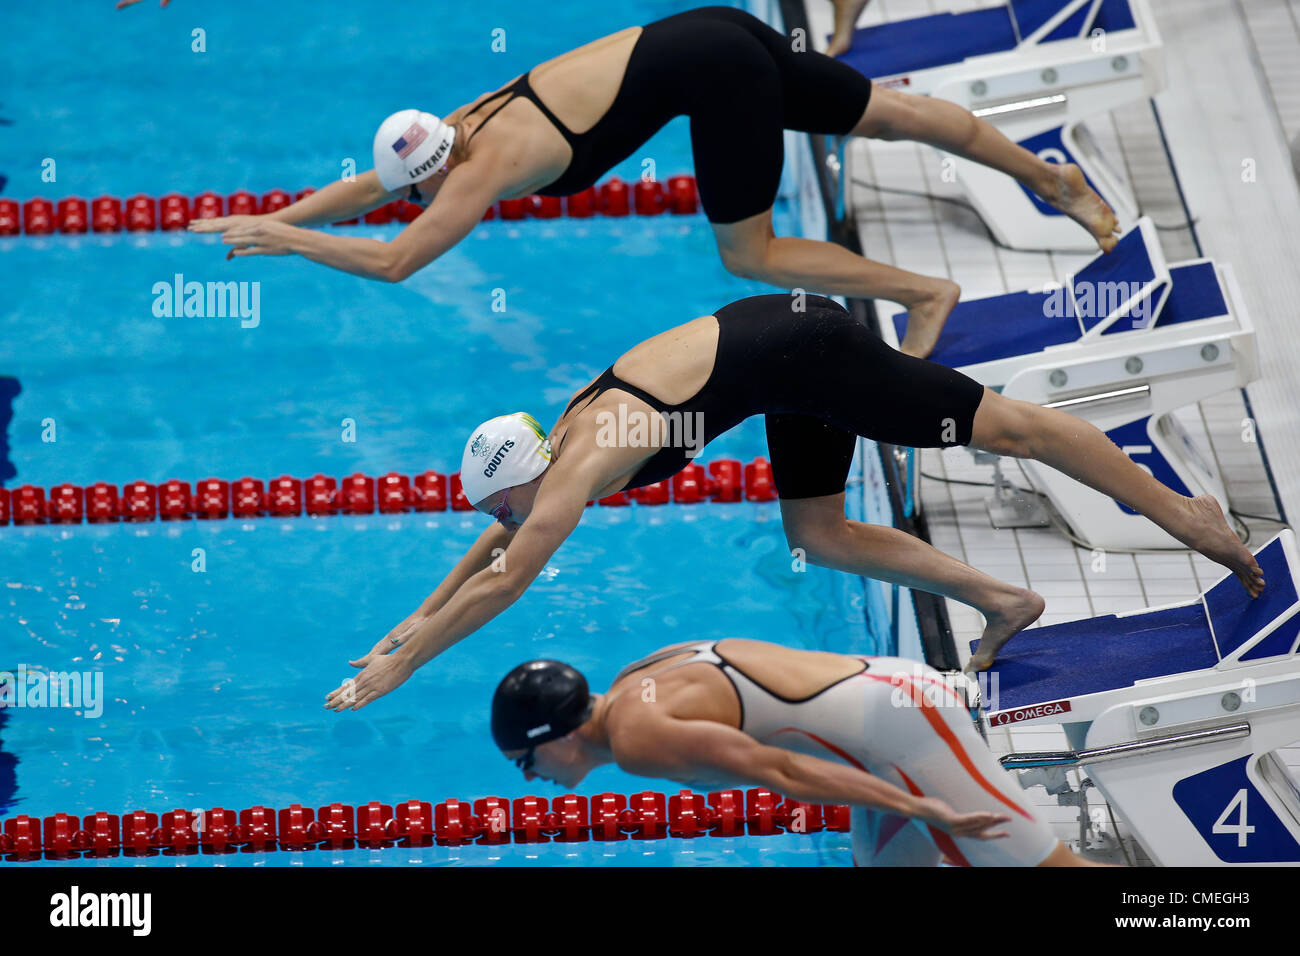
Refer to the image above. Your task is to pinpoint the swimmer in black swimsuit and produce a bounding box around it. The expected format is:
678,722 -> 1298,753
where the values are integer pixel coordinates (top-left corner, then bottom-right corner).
324,294 -> 1265,712
195,7 -> 1119,358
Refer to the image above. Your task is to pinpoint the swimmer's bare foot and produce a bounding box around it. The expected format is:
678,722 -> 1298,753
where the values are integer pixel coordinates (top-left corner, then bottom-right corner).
1040,163 -> 1120,254
899,278 -> 961,359
1174,495 -> 1265,598
966,587 -> 1046,672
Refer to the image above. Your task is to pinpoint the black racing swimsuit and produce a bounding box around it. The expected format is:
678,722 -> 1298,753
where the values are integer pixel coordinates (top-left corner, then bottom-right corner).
462,6 -> 873,224
562,295 -> 987,499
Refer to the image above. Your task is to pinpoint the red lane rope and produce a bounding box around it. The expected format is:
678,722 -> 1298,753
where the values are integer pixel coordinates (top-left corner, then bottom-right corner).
0,788 -> 850,861
0,176 -> 699,237
0,458 -> 778,526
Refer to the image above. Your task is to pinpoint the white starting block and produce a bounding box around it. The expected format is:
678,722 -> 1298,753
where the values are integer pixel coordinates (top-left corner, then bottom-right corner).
838,0 -> 1164,251
976,531 -> 1300,866
879,218 -> 1260,550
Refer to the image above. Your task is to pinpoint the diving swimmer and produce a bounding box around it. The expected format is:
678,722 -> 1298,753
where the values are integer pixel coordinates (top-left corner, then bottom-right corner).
322,293 -> 1263,712
191,7 -> 1117,358
487,643 -> 1106,866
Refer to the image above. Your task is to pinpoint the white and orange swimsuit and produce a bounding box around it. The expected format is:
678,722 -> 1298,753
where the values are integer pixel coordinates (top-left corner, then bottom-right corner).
612,642 -> 1058,867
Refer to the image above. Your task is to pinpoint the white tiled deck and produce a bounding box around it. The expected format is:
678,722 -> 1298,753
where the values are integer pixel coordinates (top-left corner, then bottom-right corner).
805,0 -> 1300,862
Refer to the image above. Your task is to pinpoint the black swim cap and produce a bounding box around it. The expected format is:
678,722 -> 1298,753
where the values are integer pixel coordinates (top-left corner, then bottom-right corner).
491,660 -> 593,751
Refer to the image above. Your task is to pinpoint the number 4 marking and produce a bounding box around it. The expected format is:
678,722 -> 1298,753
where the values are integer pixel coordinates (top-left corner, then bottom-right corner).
1212,789 -> 1256,847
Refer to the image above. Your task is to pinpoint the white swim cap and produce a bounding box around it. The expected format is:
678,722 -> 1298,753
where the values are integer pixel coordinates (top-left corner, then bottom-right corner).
460,413 -> 553,508
372,109 -> 457,193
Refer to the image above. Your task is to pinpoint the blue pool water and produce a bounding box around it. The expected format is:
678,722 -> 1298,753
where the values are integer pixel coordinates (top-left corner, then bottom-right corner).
0,0 -> 912,866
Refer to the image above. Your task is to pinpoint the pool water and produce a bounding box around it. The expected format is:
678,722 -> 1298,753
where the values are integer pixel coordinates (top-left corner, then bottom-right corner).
0,0 -> 910,866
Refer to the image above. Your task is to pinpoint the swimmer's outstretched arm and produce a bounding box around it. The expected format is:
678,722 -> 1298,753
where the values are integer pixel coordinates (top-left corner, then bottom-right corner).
188,172 -> 393,237
617,717 -> 1011,840
324,476 -> 594,711
364,522 -> 516,657
198,162 -> 503,282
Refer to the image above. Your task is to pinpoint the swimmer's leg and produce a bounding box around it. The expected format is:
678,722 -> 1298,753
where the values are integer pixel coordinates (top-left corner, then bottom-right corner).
850,86 -> 1120,257
779,492 -> 1045,664
711,209 -> 960,359
969,387 -> 1266,612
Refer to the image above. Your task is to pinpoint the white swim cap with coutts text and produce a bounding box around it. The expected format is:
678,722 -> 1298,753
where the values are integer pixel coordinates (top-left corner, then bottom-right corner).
373,109 -> 456,192
460,413 -> 553,508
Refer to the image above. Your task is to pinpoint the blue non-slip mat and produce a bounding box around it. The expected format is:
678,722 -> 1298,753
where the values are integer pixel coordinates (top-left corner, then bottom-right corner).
894,290 -> 1079,368
973,603 -> 1218,711
839,7 -> 1018,78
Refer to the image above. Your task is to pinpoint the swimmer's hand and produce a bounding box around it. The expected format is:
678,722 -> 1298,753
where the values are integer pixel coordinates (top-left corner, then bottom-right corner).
198,218 -> 298,259
912,796 -> 1012,841
324,652 -> 414,712
117,0 -> 171,7
187,214 -> 261,234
